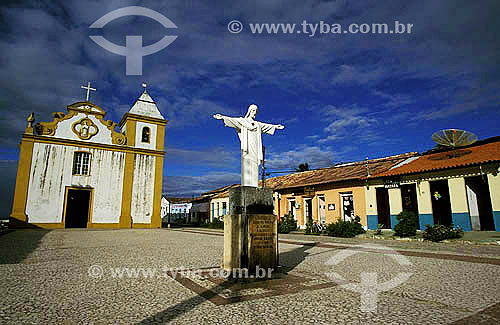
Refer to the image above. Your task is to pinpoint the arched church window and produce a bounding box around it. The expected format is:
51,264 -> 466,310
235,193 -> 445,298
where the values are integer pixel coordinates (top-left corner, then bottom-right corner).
142,127 -> 150,143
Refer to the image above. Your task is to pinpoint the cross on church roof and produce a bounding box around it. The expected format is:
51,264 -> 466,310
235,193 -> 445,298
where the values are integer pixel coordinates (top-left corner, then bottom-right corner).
81,81 -> 96,102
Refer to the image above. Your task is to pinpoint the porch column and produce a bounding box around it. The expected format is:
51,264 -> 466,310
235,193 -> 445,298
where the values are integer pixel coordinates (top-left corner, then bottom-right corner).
365,185 -> 378,230
416,181 -> 433,230
448,178 -> 472,231
487,172 -> 500,231
388,188 -> 403,228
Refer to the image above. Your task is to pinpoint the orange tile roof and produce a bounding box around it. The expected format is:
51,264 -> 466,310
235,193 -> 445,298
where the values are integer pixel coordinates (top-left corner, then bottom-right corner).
211,184 -> 240,199
165,197 -> 193,204
190,184 -> 239,202
373,138 -> 500,177
199,184 -> 239,196
265,153 -> 416,190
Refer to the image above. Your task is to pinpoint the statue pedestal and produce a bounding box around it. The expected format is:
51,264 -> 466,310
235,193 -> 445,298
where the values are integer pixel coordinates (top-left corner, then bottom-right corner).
223,186 -> 278,273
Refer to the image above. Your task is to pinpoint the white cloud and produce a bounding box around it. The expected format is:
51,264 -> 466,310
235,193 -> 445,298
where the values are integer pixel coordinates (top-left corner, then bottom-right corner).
0,160 -> 18,219
166,146 -> 238,168
164,172 -> 240,197
266,145 -> 335,170
320,105 -> 377,139
163,98 -> 237,129
371,90 -> 415,108
331,65 -> 386,85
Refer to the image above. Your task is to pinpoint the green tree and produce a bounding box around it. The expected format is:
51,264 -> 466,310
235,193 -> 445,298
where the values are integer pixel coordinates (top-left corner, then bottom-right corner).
296,163 -> 309,172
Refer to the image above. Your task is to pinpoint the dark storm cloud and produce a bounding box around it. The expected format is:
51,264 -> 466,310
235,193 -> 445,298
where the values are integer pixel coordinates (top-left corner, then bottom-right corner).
0,160 -> 18,219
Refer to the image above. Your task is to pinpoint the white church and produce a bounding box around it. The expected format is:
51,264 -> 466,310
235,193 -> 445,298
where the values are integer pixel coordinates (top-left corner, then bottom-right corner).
10,83 -> 167,229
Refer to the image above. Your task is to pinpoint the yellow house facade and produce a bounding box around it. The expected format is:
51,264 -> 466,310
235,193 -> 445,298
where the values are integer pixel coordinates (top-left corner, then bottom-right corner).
274,183 -> 366,228
365,138 -> 500,231
266,153 -> 415,229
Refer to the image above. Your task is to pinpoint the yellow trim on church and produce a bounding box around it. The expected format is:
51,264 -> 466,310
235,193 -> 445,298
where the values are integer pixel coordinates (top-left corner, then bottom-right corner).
9,133 -> 35,227
119,152 -> 134,228
23,134 -> 165,156
10,95 -> 167,229
151,156 -> 164,228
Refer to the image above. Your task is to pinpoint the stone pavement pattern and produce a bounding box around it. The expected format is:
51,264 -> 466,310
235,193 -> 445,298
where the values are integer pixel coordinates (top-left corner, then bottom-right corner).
0,229 -> 499,324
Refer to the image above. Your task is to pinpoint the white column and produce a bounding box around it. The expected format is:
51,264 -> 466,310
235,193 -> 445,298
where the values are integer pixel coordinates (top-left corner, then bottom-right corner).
416,181 -> 433,229
365,185 -> 378,229
388,188 -> 402,228
487,173 -> 500,231
448,178 -> 471,231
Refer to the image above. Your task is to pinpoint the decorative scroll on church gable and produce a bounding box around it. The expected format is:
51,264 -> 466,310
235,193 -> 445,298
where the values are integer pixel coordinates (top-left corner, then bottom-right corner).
35,102 -> 126,145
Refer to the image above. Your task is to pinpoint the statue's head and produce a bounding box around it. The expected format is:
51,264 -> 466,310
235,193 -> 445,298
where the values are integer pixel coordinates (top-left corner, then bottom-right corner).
245,104 -> 258,119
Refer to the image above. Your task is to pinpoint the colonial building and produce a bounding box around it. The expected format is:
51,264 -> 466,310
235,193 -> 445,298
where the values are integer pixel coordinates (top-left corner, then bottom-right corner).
208,184 -> 239,222
265,153 -> 416,229
10,84 -> 167,228
183,184 -> 239,223
366,137 -> 500,231
161,196 -> 193,223
161,197 -> 169,219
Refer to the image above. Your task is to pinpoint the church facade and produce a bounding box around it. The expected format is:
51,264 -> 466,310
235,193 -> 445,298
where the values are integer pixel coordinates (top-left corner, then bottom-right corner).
10,86 -> 167,229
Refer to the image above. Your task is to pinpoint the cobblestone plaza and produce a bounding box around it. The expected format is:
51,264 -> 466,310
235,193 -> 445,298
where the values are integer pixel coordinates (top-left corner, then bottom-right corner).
1,229 -> 499,324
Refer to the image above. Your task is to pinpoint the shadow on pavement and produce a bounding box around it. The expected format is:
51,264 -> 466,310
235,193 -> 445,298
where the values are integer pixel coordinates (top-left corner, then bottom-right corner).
0,229 -> 51,264
279,242 -> 317,271
137,243 -> 318,323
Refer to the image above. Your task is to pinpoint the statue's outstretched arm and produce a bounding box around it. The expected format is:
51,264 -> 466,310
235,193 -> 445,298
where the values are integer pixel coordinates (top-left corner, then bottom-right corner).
213,113 -> 228,120
259,121 -> 285,134
213,114 -> 242,130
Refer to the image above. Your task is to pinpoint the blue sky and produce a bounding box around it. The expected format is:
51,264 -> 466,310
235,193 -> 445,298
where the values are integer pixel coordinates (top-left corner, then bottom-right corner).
0,0 -> 499,217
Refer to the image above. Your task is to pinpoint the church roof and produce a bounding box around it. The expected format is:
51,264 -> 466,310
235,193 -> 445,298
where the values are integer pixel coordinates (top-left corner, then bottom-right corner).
128,90 -> 165,119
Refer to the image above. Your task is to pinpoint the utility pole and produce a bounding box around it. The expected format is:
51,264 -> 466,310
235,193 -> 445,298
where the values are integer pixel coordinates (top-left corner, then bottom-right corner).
261,146 -> 266,188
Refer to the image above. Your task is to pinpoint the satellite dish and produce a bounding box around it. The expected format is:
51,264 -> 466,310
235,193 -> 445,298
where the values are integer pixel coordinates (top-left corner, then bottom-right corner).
432,129 -> 477,148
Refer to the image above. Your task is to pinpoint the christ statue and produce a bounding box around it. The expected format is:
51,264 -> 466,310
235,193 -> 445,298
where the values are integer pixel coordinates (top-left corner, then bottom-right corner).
213,104 -> 285,187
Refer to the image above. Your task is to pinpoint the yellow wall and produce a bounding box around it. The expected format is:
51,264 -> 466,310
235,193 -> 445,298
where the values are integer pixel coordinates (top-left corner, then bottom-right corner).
276,184 -> 367,227
388,188 -> 403,216
10,135 -> 34,226
488,172 -> 500,211
448,178 -> 468,213
416,181 -> 433,214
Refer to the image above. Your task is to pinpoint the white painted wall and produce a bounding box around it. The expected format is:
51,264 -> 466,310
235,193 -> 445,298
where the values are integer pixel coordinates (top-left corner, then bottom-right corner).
161,197 -> 169,218
416,181 -> 433,215
365,186 -> 377,216
131,154 -> 155,224
26,143 -> 125,224
388,188 -> 403,216
54,112 -> 113,144
448,178 -> 469,214
171,203 -> 192,213
135,122 -> 157,150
